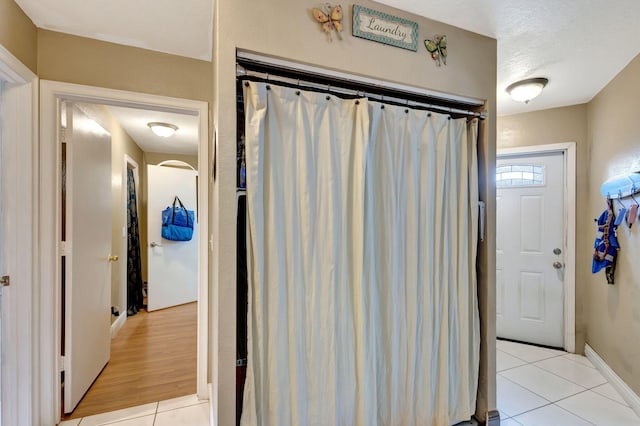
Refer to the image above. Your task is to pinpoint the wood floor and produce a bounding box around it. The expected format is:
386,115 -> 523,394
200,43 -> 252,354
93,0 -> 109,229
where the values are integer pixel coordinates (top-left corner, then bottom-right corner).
63,302 -> 197,419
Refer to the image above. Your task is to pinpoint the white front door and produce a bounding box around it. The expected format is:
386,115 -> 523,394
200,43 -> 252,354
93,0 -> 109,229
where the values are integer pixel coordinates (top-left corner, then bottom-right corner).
64,104 -> 113,413
496,151 -> 565,347
147,164 -> 198,311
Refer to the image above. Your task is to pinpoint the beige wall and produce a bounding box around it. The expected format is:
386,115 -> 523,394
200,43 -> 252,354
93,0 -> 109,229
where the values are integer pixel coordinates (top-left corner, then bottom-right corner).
139,152 -> 198,282
0,0 -> 37,72
213,0 -> 497,424
585,53 -> 640,395
37,30 -> 212,103
497,104 -> 589,352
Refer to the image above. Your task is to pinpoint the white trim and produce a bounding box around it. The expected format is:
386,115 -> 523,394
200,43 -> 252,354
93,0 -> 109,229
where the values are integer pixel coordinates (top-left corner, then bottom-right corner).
497,142 -> 577,353
110,312 -> 126,338
0,45 -> 34,85
585,344 -> 640,417
156,159 -> 197,171
0,46 -> 38,426
40,80 -> 209,425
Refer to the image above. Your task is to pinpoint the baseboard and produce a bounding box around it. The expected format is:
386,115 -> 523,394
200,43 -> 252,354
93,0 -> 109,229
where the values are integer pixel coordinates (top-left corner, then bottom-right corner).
110,313 -> 126,338
486,410 -> 501,426
585,344 -> 640,417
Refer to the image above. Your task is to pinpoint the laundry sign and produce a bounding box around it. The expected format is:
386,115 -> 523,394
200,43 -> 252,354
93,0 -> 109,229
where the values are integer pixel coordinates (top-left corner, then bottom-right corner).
352,5 -> 418,51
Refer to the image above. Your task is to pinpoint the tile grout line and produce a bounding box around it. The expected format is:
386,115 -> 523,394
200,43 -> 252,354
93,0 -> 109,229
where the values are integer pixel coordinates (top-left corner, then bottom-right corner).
590,385 -> 634,408
499,367 -> 588,408
499,349 -> 566,365
506,389 -> 593,422
531,361 -> 608,390
498,373 -> 554,415
548,401 -> 598,426
509,360 -> 591,394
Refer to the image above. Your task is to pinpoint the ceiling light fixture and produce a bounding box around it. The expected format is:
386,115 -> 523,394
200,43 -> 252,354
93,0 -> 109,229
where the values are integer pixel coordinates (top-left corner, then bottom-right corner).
506,78 -> 549,103
147,122 -> 178,137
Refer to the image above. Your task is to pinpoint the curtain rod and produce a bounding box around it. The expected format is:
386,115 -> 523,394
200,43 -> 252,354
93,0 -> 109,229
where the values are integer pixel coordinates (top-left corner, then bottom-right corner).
236,62 -> 486,120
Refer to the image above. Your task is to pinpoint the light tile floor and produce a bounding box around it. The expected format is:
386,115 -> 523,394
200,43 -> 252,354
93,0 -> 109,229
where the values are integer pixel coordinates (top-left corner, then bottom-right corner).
58,394 -> 209,426
60,341 -> 640,426
497,340 -> 640,426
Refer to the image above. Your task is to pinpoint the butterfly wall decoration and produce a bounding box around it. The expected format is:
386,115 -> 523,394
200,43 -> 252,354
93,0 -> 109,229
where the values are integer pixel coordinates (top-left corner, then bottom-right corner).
424,35 -> 447,66
312,4 -> 344,41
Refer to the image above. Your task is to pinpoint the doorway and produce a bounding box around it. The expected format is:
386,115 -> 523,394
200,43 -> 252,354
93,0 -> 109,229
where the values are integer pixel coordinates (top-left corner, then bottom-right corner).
496,143 -> 577,352
39,81 -> 209,425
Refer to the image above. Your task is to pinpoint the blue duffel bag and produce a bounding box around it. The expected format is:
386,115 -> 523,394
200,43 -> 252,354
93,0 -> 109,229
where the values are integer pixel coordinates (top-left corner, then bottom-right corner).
161,196 -> 195,241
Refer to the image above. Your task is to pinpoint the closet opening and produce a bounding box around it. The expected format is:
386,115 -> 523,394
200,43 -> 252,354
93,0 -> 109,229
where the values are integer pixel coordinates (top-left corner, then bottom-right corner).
235,53 -> 489,426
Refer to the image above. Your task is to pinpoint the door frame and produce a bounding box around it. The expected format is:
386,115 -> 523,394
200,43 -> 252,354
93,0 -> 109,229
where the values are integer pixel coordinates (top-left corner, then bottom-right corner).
0,45 -> 38,426
497,142 -> 576,353
39,80 -> 209,424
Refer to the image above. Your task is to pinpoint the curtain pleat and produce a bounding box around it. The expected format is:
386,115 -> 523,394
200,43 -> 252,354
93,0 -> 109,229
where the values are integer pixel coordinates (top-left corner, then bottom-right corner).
242,81 -> 479,426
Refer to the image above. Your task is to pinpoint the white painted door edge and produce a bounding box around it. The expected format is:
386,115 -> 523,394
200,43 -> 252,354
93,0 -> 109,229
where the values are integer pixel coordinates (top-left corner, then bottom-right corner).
39,80 -> 209,425
0,45 -> 38,426
497,142 -> 577,353
585,344 -> 640,417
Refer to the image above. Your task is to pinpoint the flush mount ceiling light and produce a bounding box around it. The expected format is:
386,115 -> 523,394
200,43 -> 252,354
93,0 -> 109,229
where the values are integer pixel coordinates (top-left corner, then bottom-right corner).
506,77 -> 549,103
147,122 -> 178,137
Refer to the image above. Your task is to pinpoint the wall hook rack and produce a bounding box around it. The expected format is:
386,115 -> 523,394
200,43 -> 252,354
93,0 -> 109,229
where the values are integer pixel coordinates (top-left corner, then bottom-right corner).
600,171 -> 640,199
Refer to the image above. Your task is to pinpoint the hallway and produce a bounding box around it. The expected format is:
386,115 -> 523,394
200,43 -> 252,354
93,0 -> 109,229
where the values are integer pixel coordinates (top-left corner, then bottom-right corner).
63,302 -> 197,419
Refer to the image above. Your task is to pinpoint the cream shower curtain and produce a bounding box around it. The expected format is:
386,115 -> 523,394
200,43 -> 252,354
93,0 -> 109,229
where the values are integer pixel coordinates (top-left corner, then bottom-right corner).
242,81 -> 480,426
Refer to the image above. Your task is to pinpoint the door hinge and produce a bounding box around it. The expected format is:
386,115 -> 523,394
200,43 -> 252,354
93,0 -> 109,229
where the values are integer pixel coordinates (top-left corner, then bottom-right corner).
61,128 -> 68,144
59,356 -> 66,373
60,241 -> 70,256
0,275 -> 9,287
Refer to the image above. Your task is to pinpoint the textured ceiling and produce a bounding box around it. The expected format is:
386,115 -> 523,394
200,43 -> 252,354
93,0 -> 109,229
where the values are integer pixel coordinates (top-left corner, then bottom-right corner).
16,0 -> 640,115
374,0 -> 640,115
107,106 -> 199,156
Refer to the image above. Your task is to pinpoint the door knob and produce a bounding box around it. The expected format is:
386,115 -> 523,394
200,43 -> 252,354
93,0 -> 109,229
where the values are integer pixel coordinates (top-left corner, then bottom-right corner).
108,255 -> 119,262
553,261 -> 563,269
150,242 -> 163,248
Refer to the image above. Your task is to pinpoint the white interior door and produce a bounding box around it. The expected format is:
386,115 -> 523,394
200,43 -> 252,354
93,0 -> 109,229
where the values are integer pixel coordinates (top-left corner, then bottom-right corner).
147,164 -> 198,311
0,80 -> 4,423
64,105 -> 112,413
496,151 -> 565,347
